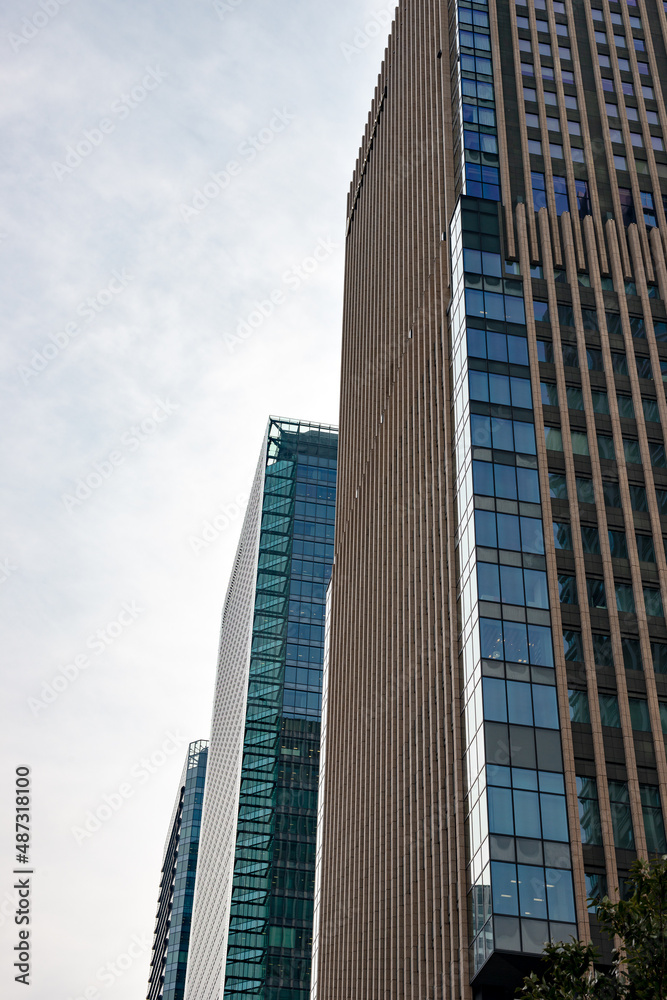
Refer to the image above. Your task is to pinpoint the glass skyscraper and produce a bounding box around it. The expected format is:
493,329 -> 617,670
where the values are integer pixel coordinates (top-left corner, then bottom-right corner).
312,1 -> 667,998
147,740 -> 208,1000
185,417 -> 337,1000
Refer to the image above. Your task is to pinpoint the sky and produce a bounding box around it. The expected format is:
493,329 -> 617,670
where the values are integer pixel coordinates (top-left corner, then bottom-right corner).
0,2 -> 393,997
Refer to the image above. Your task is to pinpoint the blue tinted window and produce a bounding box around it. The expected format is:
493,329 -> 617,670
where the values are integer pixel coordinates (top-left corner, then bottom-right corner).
521,517 -> 544,554
483,677 -> 508,722
489,790 -> 515,836
497,513 -> 521,550
517,467 -> 540,502
501,565 -> 525,604
492,860 -> 518,912
524,569 -> 549,609
533,685 -> 559,729
478,562 -> 501,602
513,790 -> 542,838
518,864 -> 548,919
507,681 -> 533,725
475,509 -> 497,547
541,794 -> 569,841
546,869 -> 576,922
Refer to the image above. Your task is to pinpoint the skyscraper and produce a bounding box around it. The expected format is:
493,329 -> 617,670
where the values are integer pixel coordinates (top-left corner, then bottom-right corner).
185,417 -> 337,1000
314,1 -> 667,998
147,740 -> 208,1000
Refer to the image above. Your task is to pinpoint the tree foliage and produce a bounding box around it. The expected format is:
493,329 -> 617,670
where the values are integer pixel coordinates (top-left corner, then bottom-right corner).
518,856 -> 667,1000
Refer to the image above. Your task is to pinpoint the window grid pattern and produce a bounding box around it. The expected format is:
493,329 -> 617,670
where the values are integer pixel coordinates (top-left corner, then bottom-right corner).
451,198 -> 575,976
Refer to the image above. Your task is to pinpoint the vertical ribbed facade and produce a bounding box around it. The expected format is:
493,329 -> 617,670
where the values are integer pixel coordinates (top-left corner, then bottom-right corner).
147,740 -> 208,1000
185,418 -> 338,1000
315,0 -> 667,998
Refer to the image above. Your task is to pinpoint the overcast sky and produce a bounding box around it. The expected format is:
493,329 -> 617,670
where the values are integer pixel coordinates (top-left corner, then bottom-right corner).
0,2 -> 393,996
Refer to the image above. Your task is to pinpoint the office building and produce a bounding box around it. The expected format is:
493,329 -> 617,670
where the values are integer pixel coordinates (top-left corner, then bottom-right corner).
147,740 -> 208,1000
185,418 -> 337,1000
313,1 -> 667,998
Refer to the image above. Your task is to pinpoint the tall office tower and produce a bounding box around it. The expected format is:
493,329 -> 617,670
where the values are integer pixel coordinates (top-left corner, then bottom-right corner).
147,740 -> 208,1000
185,418 -> 337,1000
313,1 -> 667,998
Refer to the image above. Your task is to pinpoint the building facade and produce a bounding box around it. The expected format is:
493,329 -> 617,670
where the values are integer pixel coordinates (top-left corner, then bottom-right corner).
314,1 -> 667,998
147,740 -> 208,1000
185,417 -> 337,1000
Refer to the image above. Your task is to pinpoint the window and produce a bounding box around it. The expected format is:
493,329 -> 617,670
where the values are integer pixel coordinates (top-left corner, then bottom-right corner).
537,340 -> 554,362
615,584 -> 635,612
623,438 -> 641,464
618,187 -> 636,226
650,442 -> 667,468
610,128 -> 622,144
571,430 -> 589,455
549,473 -> 568,499
558,574 -> 577,604
651,136 -> 664,152
609,781 -> 634,849
643,398 -> 660,422
644,587 -> 664,617
599,694 -> 621,727
528,138 -> 543,156
585,872 -> 608,911
629,698 -> 650,731
541,382 -> 558,405
563,629 -> 583,661
578,477 -> 595,504
641,786 -> 667,853
553,175 -> 569,214
588,578 -> 606,608
616,394 -> 634,418
577,777 -> 602,845
567,386 -> 583,410
592,391 -> 609,414
569,689 -> 590,723
582,526 -> 600,554
575,179 -> 591,218
622,637 -> 642,672
553,522 -> 572,549
598,434 -> 616,461
653,642 -> 667,673
614,154 -> 628,171
534,299 -> 549,322
532,170 -> 547,210
550,143 -> 564,159
640,191 -> 657,227
630,484 -> 647,511
608,530 -> 628,559
636,534 -> 656,562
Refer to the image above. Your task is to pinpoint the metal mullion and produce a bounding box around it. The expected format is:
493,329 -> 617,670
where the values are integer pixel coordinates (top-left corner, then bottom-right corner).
563,0 -> 609,273
527,6 -> 563,267
508,0 -> 540,260
602,0 -> 654,281
525,205 -> 590,937
617,0 -> 667,266
543,2 -> 585,269
581,0 -> 633,276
